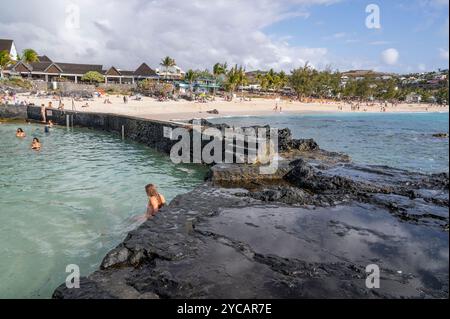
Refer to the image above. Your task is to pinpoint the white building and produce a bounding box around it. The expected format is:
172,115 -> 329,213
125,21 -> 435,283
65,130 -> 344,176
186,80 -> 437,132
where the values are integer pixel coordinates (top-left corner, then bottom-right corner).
0,39 -> 18,61
156,65 -> 186,80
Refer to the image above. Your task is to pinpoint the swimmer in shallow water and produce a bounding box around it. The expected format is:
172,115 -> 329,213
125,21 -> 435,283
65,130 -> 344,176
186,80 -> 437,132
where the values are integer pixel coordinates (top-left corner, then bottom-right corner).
31,137 -> 41,150
16,128 -> 26,138
144,184 -> 166,219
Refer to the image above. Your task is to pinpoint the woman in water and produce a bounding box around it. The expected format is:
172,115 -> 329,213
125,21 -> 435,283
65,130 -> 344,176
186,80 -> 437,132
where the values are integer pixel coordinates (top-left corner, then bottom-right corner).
145,184 -> 166,219
16,128 -> 26,138
31,137 -> 41,151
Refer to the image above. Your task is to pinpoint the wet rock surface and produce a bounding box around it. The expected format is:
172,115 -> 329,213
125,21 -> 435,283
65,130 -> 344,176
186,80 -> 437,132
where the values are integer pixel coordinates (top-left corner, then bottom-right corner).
53,148 -> 449,299
433,133 -> 449,139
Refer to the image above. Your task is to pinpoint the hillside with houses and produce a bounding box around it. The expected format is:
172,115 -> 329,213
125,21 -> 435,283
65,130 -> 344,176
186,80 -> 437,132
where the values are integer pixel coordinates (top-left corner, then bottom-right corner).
1,38 -> 448,105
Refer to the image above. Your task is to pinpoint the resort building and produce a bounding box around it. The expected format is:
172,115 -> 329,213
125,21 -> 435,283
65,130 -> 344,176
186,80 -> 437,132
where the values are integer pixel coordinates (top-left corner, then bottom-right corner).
104,63 -> 158,84
2,38 -> 161,84
177,77 -> 220,94
6,56 -> 104,83
4,56 -> 159,84
0,39 -> 18,61
156,65 -> 186,80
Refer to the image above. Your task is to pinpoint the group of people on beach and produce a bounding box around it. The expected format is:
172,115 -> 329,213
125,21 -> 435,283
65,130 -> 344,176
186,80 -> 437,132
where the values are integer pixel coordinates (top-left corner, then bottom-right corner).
15,127 -> 43,151
273,97 -> 283,113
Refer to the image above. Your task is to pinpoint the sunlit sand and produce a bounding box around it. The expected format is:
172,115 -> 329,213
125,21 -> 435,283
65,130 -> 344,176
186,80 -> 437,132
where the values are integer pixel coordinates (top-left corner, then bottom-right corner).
18,94 -> 449,122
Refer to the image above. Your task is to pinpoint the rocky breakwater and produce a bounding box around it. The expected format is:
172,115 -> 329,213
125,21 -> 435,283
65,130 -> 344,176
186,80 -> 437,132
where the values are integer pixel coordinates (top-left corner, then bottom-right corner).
53,122 -> 449,299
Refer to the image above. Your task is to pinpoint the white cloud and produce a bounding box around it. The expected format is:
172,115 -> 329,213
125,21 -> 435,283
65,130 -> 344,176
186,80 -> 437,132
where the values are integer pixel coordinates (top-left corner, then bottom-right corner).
332,32 -> 347,39
381,48 -> 400,65
0,0 -> 339,72
369,41 -> 391,46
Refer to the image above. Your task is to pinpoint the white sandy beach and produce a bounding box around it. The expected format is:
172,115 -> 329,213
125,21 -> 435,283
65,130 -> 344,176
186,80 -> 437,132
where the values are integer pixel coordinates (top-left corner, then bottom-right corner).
16,94 -> 450,122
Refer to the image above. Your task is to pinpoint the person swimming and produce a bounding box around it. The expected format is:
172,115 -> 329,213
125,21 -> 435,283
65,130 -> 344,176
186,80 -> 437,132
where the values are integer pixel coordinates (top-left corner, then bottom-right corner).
44,120 -> 54,133
144,184 -> 166,219
31,137 -> 41,150
16,128 -> 26,138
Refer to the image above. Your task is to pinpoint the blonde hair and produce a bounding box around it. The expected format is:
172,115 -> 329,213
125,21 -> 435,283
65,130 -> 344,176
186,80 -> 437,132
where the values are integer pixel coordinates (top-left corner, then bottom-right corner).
145,184 -> 159,197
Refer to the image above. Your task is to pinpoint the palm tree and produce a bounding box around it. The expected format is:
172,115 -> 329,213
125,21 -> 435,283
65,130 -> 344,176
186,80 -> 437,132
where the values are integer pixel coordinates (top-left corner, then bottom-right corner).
278,71 -> 288,90
184,69 -> 197,95
160,56 -> 176,80
233,65 -> 248,99
21,49 -> 39,64
0,50 -> 12,79
213,62 -> 227,96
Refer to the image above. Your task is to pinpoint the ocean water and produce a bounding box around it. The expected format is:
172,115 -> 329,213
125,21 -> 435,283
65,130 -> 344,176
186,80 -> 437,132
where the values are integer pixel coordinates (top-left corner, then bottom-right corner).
210,112 -> 449,173
0,123 -> 207,299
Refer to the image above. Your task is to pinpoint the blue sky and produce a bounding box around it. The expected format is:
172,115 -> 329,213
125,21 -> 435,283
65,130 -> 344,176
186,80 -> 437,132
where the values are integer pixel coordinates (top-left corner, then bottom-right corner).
1,0 -> 448,73
266,0 -> 449,72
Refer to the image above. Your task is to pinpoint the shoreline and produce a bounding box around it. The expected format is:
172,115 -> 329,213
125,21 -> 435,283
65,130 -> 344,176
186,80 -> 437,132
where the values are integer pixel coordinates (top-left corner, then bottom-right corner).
10,94 -> 449,122
179,109 -> 450,122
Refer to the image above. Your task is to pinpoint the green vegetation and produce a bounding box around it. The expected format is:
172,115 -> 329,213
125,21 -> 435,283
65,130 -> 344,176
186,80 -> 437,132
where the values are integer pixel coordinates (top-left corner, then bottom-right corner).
192,60 -> 448,104
256,69 -> 289,92
184,69 -> 197,94
224,65 -> 247,96
160,56 -> 176,79
81,71 -> 105,84
0,76 -> 33,89
0,50 -> 12,78
20,49 -> 39,64
138,79 -> 174,98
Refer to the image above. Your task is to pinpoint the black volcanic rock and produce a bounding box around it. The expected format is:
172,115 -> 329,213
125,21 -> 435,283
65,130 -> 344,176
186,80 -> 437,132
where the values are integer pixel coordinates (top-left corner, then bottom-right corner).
53,156 -> 449,299
433,133 -> 449,138
51,119 -> 449,300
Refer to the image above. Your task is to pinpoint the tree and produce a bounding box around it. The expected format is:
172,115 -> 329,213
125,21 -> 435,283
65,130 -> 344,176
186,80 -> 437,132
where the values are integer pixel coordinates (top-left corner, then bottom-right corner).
435,86 -> 449,105
21,49 -> 39,64
236,66 -> 248,98
213,62 -> 227,96
0,50 -> 12,79
138,79 -> 174,97
289,63 -> 315,100
160,56 -> 176,80
81,71 -> 104,84
378,79 -> 398,100
278,71 -> 288,90
224,65 -> 247,98
213,62 -> 227,78
184,69 -> 197,95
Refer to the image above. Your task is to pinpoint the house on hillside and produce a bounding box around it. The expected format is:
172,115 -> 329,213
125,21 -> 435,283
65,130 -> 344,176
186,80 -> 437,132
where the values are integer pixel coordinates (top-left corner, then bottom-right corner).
405,92 -> 422,103
0,39 -> 18,61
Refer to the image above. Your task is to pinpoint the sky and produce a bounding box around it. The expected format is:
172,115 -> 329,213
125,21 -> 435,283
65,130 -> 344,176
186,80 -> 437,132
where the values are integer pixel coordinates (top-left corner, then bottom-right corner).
0,0 -> 448,74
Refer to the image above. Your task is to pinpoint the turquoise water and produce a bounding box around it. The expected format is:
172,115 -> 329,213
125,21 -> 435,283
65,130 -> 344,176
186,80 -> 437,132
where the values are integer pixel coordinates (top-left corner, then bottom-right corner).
0,123 -> 207,299
211,113 -> 449,173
